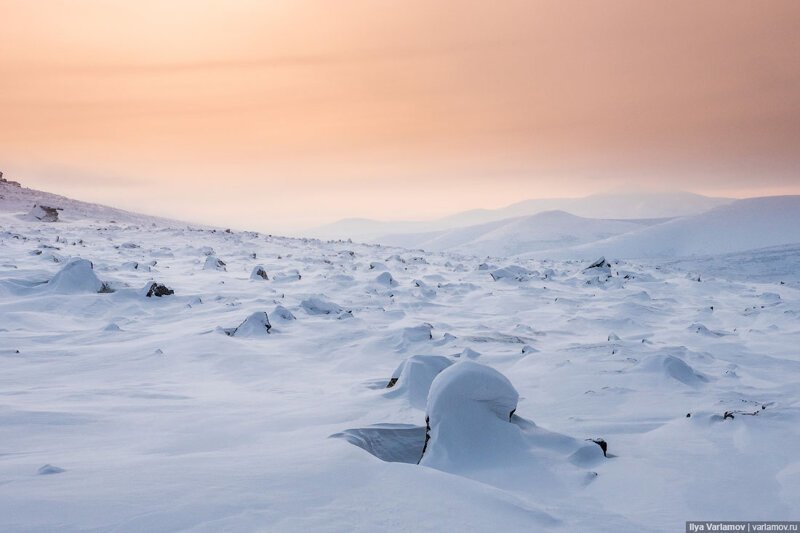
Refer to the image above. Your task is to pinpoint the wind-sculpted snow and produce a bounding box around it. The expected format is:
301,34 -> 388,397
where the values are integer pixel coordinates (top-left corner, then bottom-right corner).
0,189 -> 799,531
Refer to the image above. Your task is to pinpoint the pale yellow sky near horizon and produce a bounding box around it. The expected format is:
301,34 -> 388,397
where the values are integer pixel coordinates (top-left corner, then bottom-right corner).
1,0 -> 799,232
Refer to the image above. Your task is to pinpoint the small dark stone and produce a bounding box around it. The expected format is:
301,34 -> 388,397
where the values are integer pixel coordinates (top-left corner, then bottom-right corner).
386,377 -> 399,388
686,413 -> 691,418
723,411 -> 735,420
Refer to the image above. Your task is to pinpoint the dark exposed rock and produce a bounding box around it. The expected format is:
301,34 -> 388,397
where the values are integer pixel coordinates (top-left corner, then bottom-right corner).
30,204 -> 60,222
250,266 -> 269,280
587,256 -> 610,269
588,438 -> 608,457
145,282 -> 174,297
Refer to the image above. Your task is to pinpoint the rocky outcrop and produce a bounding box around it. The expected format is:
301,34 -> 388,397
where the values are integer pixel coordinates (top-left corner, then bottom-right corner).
29,204 -> 60,222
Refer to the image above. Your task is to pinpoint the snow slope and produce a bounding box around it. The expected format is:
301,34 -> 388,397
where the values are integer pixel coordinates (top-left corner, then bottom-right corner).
536,196 -> 800,260
0,179 -> 194,227
1,185 -> 799,532
378,210 -> 663,256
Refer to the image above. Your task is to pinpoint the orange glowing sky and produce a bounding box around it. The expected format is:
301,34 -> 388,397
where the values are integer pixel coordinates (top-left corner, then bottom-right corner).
1,0 -> 799,232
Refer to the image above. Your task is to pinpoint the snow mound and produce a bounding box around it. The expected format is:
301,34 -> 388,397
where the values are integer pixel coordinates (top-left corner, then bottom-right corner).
47,258 -> 109,293
384,355 -> 453,409
272,305 -> 296,321
301,296 -> 345,316
403,323 -> 433,343
374,271 -> 398,287
637,354 -> 709,386
228,312 -> 271,337
273,269 -> 301,282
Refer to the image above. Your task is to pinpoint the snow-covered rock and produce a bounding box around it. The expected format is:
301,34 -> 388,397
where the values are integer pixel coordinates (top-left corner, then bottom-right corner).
403,323 -> 433,343
228,311 -> 271,337
203,256 -> 226,271
301,296 -> 345,316
46,258 -> 109,293
272,305 -> 296,321
28,204 -> 60,222
250,265 -> 269,280
384,355 -> 453,409
374,271 -> 398,287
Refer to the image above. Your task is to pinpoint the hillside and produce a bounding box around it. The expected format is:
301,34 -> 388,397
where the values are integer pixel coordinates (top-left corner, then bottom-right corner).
379,211 -> 665,256
537,196 -> 800,260
0,178 -> 193,228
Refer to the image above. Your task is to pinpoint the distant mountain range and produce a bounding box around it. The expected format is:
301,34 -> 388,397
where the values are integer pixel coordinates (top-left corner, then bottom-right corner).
312,191 -> 732,242
529,195 -> 800,259
377,211 -> 668,257
313,191 -> 800,260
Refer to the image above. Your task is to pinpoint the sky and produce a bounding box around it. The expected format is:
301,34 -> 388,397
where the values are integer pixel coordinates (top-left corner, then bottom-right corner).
1,0 -> 799,232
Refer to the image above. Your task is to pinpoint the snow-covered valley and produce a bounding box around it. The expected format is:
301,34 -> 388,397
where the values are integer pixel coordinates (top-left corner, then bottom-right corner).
1,181 -> 799,531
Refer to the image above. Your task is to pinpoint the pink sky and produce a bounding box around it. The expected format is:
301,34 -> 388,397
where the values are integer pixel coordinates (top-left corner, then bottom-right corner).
1,0 -> 799,232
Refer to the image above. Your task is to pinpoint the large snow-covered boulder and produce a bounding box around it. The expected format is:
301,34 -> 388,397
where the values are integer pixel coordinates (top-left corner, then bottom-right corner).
47,258 -> 109,293
419,361 -> 606,481
420,362 -> 521,468
384,355 -> 453,409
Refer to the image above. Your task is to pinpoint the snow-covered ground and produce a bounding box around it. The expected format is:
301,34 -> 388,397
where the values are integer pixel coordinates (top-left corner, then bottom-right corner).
1,182 -> 799,531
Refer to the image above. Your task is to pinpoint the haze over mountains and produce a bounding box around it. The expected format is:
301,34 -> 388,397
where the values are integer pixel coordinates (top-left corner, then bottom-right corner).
312,191 -> 732,242
312,190 -> 800,263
